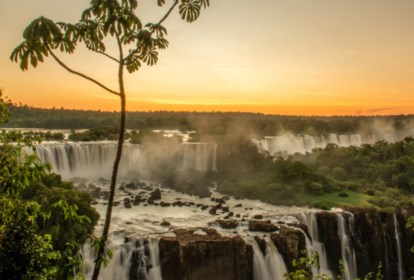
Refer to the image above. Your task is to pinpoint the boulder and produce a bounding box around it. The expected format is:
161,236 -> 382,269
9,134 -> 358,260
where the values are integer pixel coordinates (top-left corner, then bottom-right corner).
248,220 -> 278,232
217,219 -> 239,229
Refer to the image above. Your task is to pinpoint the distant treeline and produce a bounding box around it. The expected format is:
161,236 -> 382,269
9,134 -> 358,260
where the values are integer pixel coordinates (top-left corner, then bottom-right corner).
5,103 -> 414,137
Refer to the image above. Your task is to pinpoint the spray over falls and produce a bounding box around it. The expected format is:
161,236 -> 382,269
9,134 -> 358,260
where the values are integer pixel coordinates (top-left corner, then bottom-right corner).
33,139 -> 413,279
35,141 -> 217,180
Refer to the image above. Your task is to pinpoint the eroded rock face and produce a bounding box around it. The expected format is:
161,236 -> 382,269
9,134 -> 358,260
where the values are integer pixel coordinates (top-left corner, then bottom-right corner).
158,228 -> 253,280
315,211 -> 342,276
248,220 -> 278,232
351,210 -> 413,280
217,219 -> 239,229
271,226 -> 306,272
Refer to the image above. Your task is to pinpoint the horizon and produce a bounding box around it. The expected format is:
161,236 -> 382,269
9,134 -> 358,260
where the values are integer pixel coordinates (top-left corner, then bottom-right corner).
8,102 -> 414,118
1,0 -> 414,116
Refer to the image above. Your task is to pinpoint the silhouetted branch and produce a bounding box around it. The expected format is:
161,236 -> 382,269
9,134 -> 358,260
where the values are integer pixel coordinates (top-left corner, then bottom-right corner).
47,46 -> 120,96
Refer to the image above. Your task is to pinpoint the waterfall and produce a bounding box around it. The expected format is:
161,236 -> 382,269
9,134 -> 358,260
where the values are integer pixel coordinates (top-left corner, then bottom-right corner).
294,225 -> 320,278
35,141 -> 217,179
336,213 -> 357,280
83,237 -> 162,280
393,214 -> 404,280
257,133 -> 398,155
252,239 -> 287,280
297,213 -> 333,278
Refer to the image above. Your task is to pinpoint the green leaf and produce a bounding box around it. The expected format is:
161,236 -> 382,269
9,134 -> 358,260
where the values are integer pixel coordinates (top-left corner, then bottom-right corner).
179,0 -> 201,23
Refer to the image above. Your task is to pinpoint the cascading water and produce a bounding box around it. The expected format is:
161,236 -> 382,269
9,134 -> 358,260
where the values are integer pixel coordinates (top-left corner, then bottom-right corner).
393,214 -> 404,280
252,239 -> 287,280
254,133 -> 398,155
297,213 -> 332,278
35,141 -> 217,179
336,213 -> 357,280
83,236 -> 162,280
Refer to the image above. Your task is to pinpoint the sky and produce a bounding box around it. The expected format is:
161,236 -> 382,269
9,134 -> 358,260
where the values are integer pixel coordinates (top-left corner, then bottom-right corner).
1,0 -> 414,116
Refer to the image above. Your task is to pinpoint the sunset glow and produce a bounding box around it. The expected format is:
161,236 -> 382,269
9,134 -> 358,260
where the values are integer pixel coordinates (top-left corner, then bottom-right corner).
1,0 -> 414,116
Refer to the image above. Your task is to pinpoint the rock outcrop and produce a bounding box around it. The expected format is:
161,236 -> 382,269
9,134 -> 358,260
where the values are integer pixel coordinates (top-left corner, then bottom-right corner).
158,228 -> 253,280
271,226 -> 306,272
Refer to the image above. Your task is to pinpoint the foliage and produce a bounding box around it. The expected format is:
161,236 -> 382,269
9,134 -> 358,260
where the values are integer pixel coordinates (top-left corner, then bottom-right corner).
408,216 -> 414,254
284,252 -> 384,280
0,91 -> 97,279
0,198 -> 60,280
69,126 -> 119,141
284,251 -> 331,280
215,136 -> 414,210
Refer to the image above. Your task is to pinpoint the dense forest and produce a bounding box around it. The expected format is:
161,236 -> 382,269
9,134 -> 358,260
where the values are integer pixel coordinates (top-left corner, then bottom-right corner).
215,136 -> 414,211
4,103 -> 414,211
0,96 -> 99,279
5,103 -> 414,138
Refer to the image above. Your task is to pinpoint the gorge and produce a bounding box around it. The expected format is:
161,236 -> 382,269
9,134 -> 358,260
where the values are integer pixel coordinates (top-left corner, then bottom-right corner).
33,135 -> 414,280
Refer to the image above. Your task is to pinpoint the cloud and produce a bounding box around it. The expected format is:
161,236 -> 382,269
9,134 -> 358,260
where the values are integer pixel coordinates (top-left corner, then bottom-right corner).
366,107 -> 395,113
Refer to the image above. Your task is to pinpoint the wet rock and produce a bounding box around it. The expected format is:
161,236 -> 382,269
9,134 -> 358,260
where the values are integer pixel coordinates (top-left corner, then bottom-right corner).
161,220 -> 171,227
160,201 -> 171,207
125,182 -> 138,190
234,203 -> 242,208
88,186 -> 101,199
101,191 -> 110,200
217,219 -> 239,229
149,188 -> 162,201
201,205 -> 209,211
253,214 -> 263,220
134,194 -> 145,204
271,226 -> 306,272
209,204 -> 221,215
254,236 -> 267,256
172,201 -> 184,207
159,228 -> 253,280
248,220 -> 278,232
316,211 -> 342,276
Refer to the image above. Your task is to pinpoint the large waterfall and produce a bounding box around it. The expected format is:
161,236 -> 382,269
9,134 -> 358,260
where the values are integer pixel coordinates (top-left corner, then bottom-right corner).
86,211 -> 408,280
35,141 -> 217,179
253,133 -> 399,155
83,236 -> 162,280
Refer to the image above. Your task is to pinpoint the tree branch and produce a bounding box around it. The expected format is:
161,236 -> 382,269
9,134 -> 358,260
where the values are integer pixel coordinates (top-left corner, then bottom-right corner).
156,0 -> 179,30
91,49 -> 120,63
124,0 -> 178,63
46,46 -> 120,96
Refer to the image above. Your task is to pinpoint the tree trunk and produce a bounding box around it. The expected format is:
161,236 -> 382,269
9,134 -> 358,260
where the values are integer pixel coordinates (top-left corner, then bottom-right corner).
91,93 -> 126,280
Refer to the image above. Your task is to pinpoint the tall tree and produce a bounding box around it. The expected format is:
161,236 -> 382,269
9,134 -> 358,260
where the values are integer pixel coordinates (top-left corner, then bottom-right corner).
11,0 -> 210,278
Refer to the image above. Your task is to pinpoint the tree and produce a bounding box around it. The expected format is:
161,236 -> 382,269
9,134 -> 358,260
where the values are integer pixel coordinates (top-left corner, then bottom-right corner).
0,89 -> 97,279
11,1 -> 210,278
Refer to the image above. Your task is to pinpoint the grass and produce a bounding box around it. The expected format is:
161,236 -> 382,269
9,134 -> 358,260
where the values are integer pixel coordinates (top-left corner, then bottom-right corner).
292,191 -> 374,209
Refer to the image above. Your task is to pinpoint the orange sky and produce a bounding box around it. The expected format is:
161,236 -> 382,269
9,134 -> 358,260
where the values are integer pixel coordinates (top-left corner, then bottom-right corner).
1,0 -> 414,116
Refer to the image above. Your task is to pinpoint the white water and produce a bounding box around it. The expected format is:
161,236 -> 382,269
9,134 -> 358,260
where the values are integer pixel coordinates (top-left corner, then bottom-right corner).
297,213 -> 333,278
252,239 -> 287,280
336,213 -> 357,280
35,141 -> 217,179
253,133 -> 399,155
83,235 -> 161,280
393,214 -> 404,280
